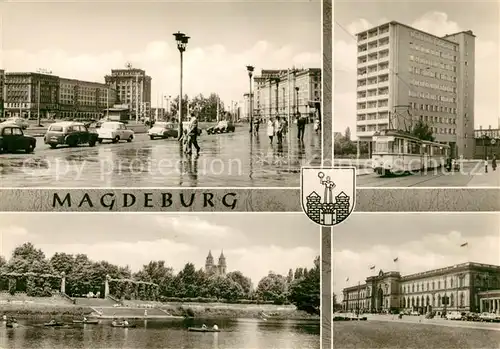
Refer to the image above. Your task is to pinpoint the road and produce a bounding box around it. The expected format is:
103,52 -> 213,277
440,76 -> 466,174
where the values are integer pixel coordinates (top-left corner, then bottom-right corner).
355,163 -> 500,187
0,125 -> 321,187
333,314 -> 500,348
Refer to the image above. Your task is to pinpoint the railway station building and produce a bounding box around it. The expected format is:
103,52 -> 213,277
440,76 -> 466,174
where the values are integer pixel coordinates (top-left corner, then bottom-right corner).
342,262 -> 500,315
354,21 -> 475,159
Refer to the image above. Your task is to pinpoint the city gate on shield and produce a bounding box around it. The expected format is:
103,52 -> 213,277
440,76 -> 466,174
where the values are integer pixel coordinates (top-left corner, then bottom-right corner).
300,167 -> 356,227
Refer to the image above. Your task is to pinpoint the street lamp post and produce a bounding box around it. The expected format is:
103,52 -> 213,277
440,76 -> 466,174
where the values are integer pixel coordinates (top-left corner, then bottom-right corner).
274,78 -> 280,117
173,31 -> 190,141
246,65 -> 254,133
295,86 -> 300,117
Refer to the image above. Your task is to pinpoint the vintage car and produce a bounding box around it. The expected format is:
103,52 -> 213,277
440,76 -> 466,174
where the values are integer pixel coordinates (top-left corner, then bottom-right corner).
44,121 -> 98,149
479,312 -> 499,322
1,117 -> 29,130
206,120 -> 235,134
97,121 -> 134,143
0,124 -> 36,153
148,122 -> 179,140
445,311 -> 462,320
461,312 -> 480,322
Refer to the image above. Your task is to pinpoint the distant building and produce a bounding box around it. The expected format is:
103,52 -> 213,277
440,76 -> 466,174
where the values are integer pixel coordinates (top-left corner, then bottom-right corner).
342,262 -> 500,315
251,68 -> 321,121
355,21 -> 475,158
4,72 -> 59,119
0,69 -> 4,117
474,126 -> 500,159
242,93 -> 255,120
205,250 -> 227,276
105,68 -> 152,121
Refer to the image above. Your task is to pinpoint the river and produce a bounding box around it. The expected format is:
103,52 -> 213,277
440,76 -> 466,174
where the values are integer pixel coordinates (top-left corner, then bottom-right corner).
0,317 -> 320,348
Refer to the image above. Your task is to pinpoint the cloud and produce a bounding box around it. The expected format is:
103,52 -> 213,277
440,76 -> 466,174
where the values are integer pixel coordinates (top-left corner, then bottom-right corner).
335,11 -> 499,139
156,215 -> 245,240
333,230 -> 500,300
2,41 -> 320,107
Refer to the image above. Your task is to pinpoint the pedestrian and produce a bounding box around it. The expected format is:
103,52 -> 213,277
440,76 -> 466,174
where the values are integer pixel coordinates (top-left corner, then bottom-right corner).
186,115 -> 200,156
297,112 -> 306,141
267,117 -> 275,144
254,118 -> 260,135
492,154 -> 497,171
275,116 -> 284,145
485,157 -> 489,173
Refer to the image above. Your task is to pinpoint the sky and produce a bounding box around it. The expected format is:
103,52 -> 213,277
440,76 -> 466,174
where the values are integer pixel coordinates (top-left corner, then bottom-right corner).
0,213 -> 319,286
334,0 -> 500,138
0,0 -> 321,109
333,212 -> 500,300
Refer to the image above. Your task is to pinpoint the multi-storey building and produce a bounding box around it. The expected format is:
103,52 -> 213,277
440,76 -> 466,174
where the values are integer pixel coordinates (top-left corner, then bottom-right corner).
355,21 -> 475,158
205,250 -> 227,276
242,93 -> 255,120
58,78 -> 117,119
342,262 -> 500,315
105,68 -> 152,121
0,69 -> 5,117
251,68 -> 321,121
4,72 -> 59,119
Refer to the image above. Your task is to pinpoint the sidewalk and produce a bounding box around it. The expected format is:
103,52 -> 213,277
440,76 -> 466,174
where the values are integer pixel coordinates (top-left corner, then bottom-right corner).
467,166 -> 500,187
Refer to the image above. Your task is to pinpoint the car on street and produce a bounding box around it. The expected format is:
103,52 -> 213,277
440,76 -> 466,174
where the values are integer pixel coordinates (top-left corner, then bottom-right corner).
44,121 -> 98,149
148,122 -> 178,140
97,121 -> 134,143
479,312 -> 499,322
0,124 -> 36,153
206,120 -> 235,134
461,312 -> 480,321
410,311 -> 419,316
1,117 -> 29,130
445,311 -> 462,320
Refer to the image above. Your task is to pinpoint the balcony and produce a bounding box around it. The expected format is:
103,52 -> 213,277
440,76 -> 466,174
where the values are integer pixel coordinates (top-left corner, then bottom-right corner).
366,94 -> 379,102
377,80 -> 389,88
356,130 -> 377,138
357,60 -> 370,69
357,85 -> 367,92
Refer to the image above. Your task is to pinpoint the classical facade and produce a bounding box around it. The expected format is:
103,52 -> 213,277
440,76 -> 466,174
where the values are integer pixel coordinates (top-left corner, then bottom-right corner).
355,21 -> 475,158
205,250 -> 227,276
342,262 -> 500,314
105,68 -> 152,122
251,68 -> 321,121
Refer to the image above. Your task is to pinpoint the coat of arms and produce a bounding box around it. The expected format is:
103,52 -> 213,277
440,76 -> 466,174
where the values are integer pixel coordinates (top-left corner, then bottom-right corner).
300,167 -> 356,226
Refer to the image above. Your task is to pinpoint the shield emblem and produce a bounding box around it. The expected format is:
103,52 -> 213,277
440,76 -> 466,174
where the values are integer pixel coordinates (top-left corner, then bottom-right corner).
300,166 -> 356,227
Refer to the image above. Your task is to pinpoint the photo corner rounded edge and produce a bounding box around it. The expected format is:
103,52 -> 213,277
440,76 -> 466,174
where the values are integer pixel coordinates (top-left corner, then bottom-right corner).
300,166 -> 357,227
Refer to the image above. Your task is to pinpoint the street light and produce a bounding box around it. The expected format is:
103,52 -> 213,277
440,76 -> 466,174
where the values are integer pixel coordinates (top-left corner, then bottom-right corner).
295,86 -> 300,117
173,31 -> 190,141
246,65 -> 254,133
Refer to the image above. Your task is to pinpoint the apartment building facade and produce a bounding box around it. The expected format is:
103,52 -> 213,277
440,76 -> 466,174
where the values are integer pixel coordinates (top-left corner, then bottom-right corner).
105,68 -> 152,121
355,21 -> 475,158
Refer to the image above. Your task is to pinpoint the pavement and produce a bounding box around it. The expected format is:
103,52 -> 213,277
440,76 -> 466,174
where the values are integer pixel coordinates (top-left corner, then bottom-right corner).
333,314 -> 500,348
0,124 -> 321,187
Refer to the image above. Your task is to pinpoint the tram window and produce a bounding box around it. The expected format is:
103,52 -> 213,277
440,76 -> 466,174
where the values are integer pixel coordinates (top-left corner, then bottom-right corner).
375,141 -> 389,153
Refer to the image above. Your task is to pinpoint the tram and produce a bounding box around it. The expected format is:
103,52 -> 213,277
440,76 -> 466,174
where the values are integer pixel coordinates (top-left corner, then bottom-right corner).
371,129 -> 450,175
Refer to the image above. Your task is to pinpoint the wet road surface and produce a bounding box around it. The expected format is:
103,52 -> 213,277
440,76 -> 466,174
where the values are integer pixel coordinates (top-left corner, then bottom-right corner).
0,125 -> 321,187
356,162 -> 500,187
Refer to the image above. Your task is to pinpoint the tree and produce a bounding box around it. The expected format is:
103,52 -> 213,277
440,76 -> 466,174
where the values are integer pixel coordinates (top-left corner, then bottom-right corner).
50,252 -> 75,276
412,120 -> 434,141
344,127 -> 351,141
289,256 -> 320,315
226,271 -> 252,297
256,272 -> 287,304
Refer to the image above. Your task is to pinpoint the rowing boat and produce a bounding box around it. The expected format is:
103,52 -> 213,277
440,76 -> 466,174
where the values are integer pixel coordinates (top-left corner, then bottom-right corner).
188,327 -> 221,332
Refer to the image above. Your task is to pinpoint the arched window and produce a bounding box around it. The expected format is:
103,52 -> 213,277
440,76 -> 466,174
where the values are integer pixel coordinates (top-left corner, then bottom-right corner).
416,297 -> 420,307
438,281 -> 441,289
450,293 -> 454,306
450,278 -> 453,288
432,281 -> 435,290
426,282 -> 429,291
460,292 -> 464,307
412,284 -> 415,292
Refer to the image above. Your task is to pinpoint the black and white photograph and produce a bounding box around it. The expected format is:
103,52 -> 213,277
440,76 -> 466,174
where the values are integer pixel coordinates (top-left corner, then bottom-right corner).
334,1 -> 500,187
0,213 -> 320,349
0,1 -> 321,188
332,213 -> 500,348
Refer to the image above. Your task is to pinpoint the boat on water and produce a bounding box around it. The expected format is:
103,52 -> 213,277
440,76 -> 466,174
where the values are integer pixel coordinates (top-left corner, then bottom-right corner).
188,327 -> 221,333
6,321 -> 19,328
44,321 -> 65,327
111,321 -> 136,328
73,319 -> 99,324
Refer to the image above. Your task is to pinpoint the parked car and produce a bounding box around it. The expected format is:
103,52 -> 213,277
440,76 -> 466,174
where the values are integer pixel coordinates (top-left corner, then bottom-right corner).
148,122 -> 179,140
2,117 -> 29,130
97,121 -> 134,143
445,311 -> 462,320
0,124 -> 36,153
44,121 -> 98,149
410,311 -> 419,316
479,312 -> 499,322
461,312 -> 480,322
206,120 -> 235,134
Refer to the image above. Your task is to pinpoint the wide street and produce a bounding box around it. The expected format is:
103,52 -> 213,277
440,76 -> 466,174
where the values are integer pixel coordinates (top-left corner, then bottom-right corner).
335,160 -> 500,187
0,124 -> 321,187
333,314 -> 500,348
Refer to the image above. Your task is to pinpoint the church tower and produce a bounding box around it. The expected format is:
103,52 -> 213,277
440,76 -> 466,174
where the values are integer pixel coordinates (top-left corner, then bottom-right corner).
218,250 -> 227,275
205,250 -> 214,273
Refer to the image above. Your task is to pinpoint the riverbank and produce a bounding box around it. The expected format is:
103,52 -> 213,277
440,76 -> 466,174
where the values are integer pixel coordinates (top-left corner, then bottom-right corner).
0,302 -> 318,321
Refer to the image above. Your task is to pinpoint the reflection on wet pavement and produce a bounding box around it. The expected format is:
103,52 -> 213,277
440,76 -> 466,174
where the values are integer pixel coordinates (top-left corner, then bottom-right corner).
0,125 -> 321,187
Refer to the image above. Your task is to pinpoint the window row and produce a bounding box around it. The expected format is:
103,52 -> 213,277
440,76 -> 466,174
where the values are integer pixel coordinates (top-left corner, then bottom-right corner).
408,101 -> 457,115
409,30 -> 457,51
409,66 -> 457,85
409,79 -> 457,97
411,43 -> 457,62
410,55 -> 456,72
